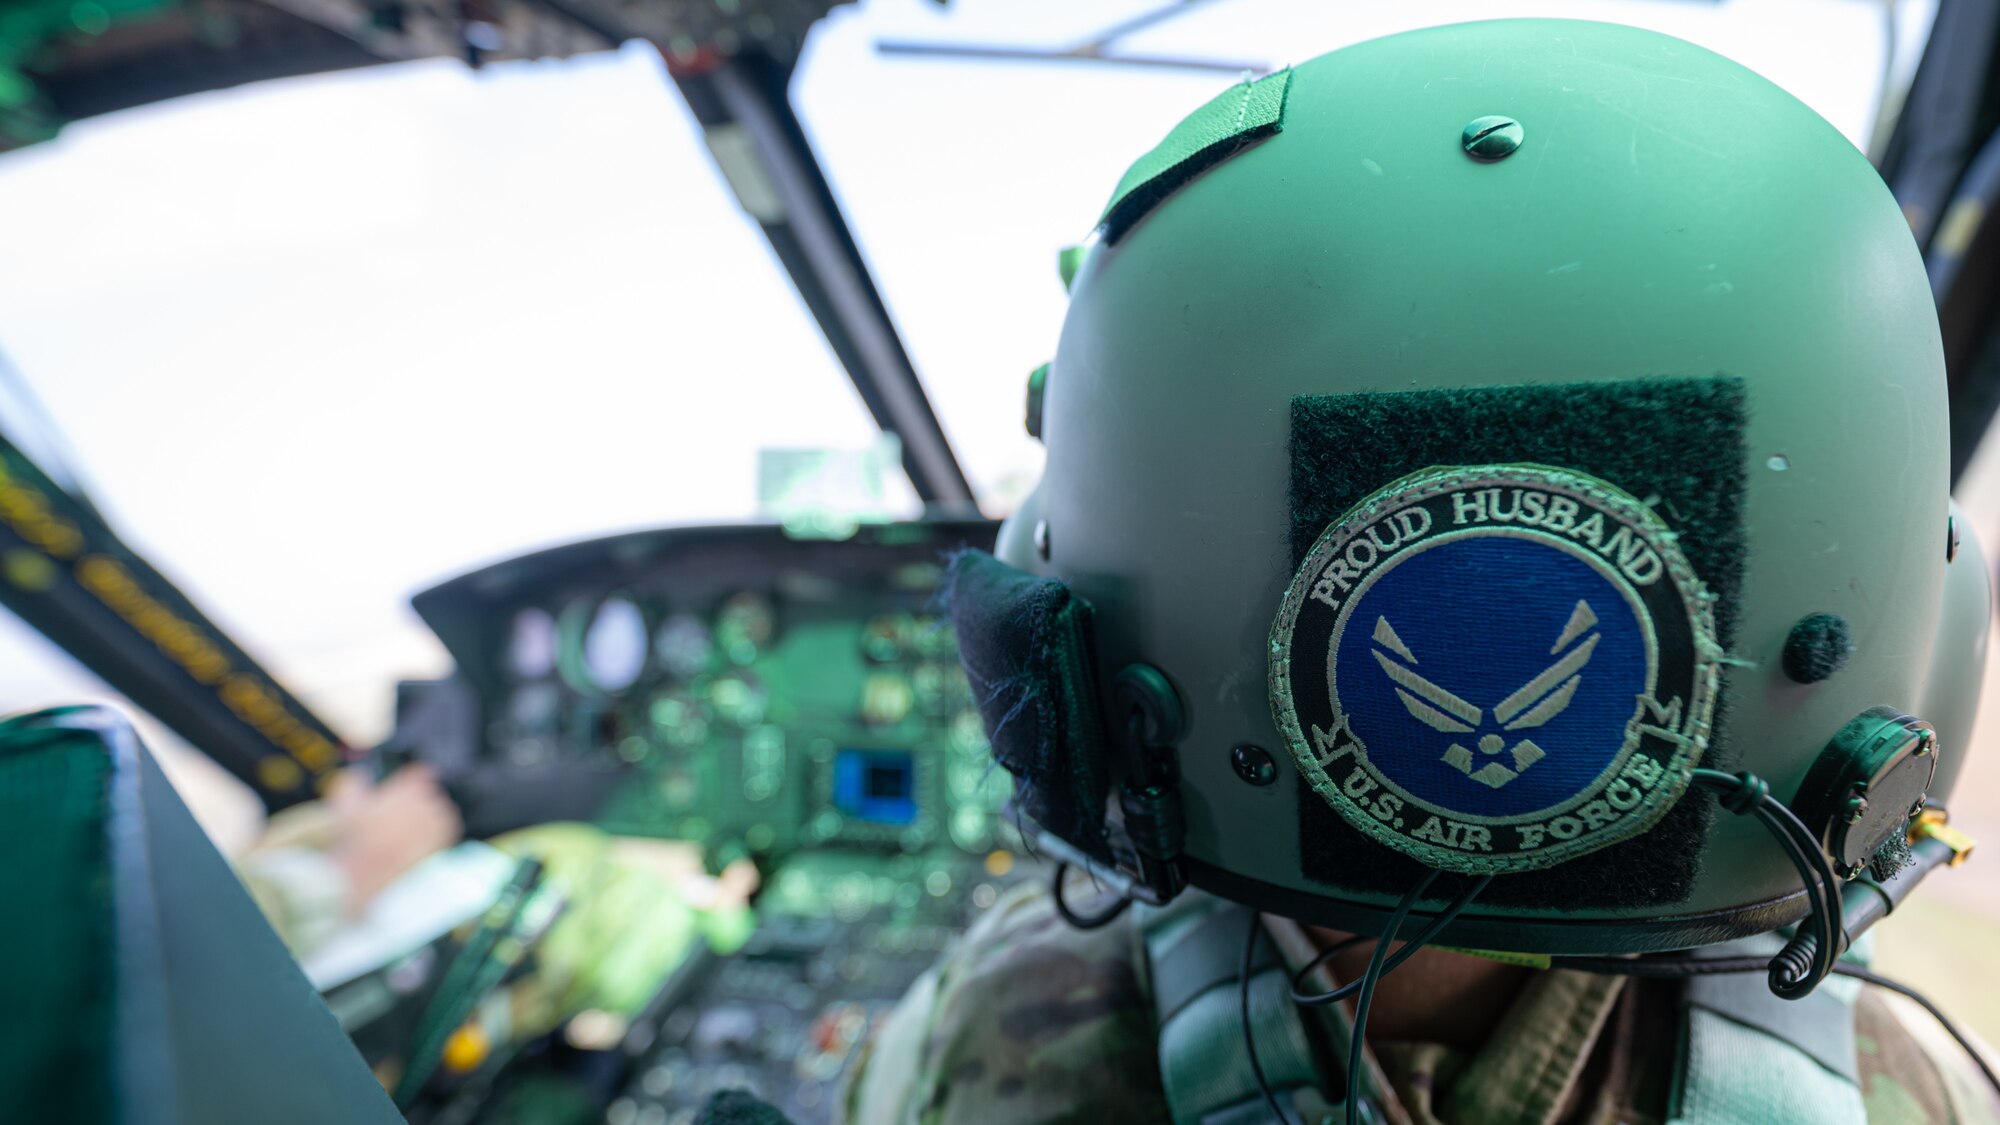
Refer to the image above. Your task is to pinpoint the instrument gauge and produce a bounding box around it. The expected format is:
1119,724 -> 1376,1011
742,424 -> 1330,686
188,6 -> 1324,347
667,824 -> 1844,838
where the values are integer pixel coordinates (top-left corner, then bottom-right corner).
655,613 -> 716,680
508,681 -> 561,728
506,608 -> 558,680
948,752 -> 1008,810
859,671 -> 914,727
707,672 -> 769,729
650,690 -> 710,748
947,756 -> 990,802
715,593 -> 776,665
562,595 -> 650,696
912,662 -> 970,714
912,615 -> 958,660
860,614 -> 911,663
950,709 -> 990,755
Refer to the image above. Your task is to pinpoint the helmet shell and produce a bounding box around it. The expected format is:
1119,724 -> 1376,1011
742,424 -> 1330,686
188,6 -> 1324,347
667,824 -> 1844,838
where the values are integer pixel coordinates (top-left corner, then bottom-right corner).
1011,19 -> 1975,951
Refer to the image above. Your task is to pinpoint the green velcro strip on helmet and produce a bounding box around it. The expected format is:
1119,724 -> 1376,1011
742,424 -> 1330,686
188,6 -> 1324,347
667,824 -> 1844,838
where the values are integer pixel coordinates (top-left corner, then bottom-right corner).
1284,377 -> 1746,911
1098,68 -> 1292,245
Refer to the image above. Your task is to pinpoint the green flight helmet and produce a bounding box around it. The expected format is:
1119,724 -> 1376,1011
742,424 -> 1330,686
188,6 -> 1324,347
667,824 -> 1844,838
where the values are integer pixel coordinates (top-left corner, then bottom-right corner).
980,18 -> 1991,955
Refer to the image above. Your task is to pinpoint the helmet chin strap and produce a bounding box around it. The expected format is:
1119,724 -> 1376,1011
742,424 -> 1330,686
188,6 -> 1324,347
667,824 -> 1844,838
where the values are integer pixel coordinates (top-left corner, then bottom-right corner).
1698,769 -> 1847,999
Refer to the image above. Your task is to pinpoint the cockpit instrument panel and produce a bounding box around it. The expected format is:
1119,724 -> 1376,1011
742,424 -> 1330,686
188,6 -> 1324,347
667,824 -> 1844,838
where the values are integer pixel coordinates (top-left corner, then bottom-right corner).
401,520 -> 1005,865
378,521 -> 1036,1123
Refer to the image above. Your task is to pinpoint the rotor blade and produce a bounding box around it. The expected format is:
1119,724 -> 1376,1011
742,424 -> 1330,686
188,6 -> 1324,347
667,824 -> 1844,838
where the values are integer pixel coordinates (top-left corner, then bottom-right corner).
874,41 -> 1269,75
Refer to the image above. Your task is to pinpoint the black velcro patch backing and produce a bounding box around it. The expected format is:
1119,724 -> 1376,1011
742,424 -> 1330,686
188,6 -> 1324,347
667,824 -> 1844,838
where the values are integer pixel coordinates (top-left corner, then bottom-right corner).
1289,377 -> 1746,911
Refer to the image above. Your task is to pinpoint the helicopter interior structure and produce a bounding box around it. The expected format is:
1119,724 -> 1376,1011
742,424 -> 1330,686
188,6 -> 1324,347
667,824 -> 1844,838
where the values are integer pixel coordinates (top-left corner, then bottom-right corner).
370,518 -> 1023,1123
4,2 -> 2000,1124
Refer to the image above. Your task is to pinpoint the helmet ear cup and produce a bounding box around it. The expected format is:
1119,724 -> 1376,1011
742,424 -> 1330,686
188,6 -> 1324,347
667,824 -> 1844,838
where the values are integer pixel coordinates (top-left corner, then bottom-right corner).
943,549 -> 1114,865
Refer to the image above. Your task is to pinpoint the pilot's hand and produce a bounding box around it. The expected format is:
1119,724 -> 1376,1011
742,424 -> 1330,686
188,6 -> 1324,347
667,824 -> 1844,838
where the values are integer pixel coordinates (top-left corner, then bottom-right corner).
327,764 -> 464,912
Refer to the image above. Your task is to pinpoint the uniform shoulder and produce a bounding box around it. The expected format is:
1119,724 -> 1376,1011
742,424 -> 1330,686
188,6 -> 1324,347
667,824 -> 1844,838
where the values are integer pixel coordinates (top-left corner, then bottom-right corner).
841,878 -> 1168,1124
1856,984 -> 2000,1124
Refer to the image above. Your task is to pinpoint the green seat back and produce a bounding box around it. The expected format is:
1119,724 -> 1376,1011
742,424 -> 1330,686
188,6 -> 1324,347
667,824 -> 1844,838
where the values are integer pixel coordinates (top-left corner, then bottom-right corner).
0,705 -> 405,1125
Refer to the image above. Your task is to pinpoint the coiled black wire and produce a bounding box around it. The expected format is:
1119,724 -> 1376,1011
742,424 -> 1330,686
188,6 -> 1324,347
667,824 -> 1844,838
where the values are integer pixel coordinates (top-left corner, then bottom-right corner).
1545,769 -> 1998,1102
1050,860 -> 1132,929
1689,768 -> 1844,998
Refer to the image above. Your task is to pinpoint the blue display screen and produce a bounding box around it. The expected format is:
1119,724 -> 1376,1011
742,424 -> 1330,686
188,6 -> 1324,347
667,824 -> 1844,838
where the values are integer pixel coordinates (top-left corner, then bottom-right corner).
832,748 -> 916,825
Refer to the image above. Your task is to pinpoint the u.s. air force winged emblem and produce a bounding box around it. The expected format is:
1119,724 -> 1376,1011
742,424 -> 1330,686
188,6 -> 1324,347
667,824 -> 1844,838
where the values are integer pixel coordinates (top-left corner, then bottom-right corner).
1268,464 -> 1719,874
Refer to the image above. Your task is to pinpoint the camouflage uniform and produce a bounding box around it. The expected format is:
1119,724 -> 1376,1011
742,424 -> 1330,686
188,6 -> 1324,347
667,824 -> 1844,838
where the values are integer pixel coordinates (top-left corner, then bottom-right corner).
841,883 -> 2000,1125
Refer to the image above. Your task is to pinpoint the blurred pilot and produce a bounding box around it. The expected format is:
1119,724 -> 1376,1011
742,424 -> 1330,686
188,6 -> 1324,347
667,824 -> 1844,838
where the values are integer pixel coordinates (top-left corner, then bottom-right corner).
238,763 -> 463,954
845,19 -> 2000,1125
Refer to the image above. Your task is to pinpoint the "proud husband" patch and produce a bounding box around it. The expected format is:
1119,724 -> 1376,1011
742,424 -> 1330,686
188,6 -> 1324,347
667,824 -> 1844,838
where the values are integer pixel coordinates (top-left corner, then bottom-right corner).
1269,464 -> 1720,874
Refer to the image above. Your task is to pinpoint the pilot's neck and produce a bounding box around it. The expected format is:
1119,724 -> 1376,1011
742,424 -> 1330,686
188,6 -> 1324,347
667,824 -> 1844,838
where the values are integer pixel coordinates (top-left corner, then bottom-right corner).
1283,922 -> 1532,1052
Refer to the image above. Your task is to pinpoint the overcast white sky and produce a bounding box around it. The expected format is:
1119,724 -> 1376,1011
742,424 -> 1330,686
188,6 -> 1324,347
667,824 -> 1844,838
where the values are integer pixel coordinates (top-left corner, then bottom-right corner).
0,0 -> 1947,835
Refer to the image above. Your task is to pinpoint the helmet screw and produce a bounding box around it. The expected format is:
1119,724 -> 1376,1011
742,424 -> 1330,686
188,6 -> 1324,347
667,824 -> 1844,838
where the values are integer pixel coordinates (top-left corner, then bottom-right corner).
1916,729 -> 1935,756
1231,744 -> 1277,787
1844,792 -> 1869,824
1034,520 -> 1051,560
1462,115 -> 1524,161
1947,514 -> 1961,563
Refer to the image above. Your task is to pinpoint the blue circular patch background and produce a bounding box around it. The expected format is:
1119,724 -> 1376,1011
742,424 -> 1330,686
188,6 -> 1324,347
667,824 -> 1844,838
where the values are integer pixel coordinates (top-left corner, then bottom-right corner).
1333,534 -> 1650,820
